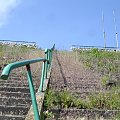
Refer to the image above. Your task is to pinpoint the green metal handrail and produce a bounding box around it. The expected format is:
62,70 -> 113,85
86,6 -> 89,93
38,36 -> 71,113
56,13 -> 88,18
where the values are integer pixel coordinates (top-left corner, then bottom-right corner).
1,44 -> 55,120
1,58 -> 47,80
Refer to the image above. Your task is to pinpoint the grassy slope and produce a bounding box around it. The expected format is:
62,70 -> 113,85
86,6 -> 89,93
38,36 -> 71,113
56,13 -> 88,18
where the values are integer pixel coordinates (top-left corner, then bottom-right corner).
0,44 -> 44,80
45,50 -> 120,119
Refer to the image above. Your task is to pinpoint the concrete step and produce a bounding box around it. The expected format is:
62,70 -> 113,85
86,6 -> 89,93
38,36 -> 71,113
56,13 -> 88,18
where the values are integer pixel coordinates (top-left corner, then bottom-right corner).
0,86 -> 38,93
0,80 -> 40,89
50,85 -> 101,92
50,80 -> 99,86
0,105 -> 29,115
0,97 -> 31,106
47,108 -> 120,120
0,83 -> 37,88
0,80 -> 24,83
0,91 -> 31,98
0,115 -> 25,120
0,80 -> 39,85
50,84 -> 100,89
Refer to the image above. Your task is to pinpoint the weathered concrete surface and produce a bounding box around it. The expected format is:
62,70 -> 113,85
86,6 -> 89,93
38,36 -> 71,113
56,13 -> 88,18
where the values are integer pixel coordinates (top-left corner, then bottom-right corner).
25,92 -> 44,120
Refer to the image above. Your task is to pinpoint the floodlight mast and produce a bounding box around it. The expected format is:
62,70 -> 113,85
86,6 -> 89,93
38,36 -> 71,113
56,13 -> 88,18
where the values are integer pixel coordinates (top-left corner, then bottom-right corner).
113,10 -> 118,49
102,12 -> 106,48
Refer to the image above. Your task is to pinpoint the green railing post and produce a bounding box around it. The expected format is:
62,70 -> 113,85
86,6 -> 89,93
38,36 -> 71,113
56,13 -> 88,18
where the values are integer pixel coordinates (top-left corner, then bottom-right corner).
40,61 -> 46,92
48,49 -> 51,70
51,44 -> 55,50
50,49 -> 52,65
47,50 -> 50,70
51,50 -> 53,62
45,49 -> 48,79
26,64 -> 40,120
49,50 -> 51,67
44,60 -> 48,79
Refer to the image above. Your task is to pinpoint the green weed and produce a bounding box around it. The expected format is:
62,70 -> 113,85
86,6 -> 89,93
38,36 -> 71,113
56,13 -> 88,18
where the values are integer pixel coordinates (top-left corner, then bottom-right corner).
89,92 -> 120,109
45,89 -> 120,110
101,75 -> 110,86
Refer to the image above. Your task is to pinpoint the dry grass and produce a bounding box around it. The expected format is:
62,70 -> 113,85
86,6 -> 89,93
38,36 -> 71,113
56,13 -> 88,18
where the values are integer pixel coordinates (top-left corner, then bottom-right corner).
0,45 -> 45,83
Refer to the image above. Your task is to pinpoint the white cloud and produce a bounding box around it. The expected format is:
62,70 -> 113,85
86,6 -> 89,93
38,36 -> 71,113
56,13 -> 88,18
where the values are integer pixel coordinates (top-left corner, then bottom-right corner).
0,0 -> 21,27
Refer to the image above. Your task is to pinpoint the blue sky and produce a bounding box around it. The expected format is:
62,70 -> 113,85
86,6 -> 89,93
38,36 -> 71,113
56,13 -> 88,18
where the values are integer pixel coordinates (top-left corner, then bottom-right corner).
0,0 -> 120,50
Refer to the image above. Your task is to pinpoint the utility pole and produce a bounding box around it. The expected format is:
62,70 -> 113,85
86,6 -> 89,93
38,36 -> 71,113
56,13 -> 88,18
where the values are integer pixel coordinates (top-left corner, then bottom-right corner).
102,12 -> 106,48
113,10 -> 118,50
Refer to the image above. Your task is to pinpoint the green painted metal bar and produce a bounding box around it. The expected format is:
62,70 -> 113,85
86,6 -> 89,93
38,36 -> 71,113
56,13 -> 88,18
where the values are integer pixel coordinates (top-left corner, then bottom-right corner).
49,50 -> 51,66
48,50 -> 50,68
45,49 -> 48,79
1,58 -> 47,80
47,50 -> 49,70
51,50 -> 53,62
40,61 -> 46,92
51,44 -> 55,50
44,61 -> 47,79
46,49 -> 49,71
26,64 -> 40,120
49,49 -> 52,66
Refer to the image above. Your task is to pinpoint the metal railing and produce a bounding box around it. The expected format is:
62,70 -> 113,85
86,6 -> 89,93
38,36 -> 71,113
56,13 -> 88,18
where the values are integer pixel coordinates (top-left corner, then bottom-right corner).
71,45 -> 120,51
1,44 -> 55,120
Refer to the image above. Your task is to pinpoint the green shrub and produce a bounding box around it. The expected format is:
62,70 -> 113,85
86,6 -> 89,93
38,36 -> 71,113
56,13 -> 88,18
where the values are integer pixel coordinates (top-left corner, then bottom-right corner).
45,89 -> 120,110
59,91 -> 75,108
89,92 -> 120,109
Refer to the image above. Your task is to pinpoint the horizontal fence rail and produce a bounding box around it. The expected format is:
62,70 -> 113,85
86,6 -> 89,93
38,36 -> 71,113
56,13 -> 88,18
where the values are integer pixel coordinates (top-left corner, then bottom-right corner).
71,45 -> 120,51
1,44 -> 55,120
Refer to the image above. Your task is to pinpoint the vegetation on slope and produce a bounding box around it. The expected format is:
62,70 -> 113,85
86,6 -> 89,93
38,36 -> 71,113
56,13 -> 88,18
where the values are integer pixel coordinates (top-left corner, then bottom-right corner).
45,89 -> 120,110
0,44 -> 44,78
74,48 -> 120,86
45,49 -> 120,119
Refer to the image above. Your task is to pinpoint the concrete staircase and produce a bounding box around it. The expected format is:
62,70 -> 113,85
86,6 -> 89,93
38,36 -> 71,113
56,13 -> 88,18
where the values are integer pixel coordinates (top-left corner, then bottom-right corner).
0,70 -> 40,120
